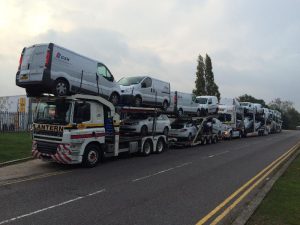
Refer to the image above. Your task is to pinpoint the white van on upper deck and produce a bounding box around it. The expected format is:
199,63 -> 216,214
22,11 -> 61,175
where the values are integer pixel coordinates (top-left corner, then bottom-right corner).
16,43 -> 121,105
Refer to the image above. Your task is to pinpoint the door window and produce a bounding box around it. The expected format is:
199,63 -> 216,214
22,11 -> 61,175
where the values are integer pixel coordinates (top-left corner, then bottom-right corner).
142,77 -> 152,88
97,64 -> 114,82
73,102 -> 91,123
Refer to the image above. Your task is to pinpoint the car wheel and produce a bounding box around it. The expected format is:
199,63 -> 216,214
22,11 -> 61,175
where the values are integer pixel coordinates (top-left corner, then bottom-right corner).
134,96 -> 142,107
162,100 -> 169,111
82,144 -> 101,168
163,127 -> 169,136
178,108 -> 184,117
187,133 -> 193,142
142,139 -> 153,156
109,92 -> 120,106
54,79 -> 69,96
141,125 -> 148,136
155,138 -> 165,154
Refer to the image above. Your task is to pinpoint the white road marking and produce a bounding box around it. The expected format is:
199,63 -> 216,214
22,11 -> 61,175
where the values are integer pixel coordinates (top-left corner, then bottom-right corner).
132,162 -> 193,182
0,189 -> 106,225
208,150 -> 229,158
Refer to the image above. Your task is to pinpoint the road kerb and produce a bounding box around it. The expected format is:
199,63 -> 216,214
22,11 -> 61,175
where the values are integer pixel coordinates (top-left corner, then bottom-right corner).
195,141 -> 300,225
0,157 -> 33,168
232,147 -> 300,225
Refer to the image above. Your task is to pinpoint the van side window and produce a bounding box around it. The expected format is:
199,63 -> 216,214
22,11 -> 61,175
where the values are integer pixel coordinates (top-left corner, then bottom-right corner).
143,77 -> 152,88
97,64 -> 114,82
73,102 -> 91,123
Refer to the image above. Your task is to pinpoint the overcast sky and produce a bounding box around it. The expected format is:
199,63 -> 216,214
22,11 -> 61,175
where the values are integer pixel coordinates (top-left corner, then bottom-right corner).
1,0 -> 299,109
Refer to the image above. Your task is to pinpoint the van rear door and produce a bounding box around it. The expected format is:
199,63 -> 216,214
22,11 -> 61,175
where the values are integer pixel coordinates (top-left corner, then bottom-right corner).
18,44 -> 48,82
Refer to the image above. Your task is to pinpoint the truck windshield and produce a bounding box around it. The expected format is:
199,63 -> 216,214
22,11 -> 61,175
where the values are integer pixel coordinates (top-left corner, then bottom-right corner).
34,100 -> 72,125
218,113 -> 232,123
118,76 -> 145,86
196,98 -> 207,104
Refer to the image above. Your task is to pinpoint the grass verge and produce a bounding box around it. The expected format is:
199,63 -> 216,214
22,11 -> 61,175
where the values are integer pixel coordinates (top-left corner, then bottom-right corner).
247,151 -> 300,225
0,132 -> 32,163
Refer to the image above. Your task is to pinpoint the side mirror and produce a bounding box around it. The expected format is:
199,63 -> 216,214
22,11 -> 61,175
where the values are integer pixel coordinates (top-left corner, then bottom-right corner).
141,82 -> 146,88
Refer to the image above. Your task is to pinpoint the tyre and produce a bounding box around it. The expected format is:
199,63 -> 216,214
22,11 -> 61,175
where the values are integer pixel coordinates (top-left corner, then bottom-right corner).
163,127 -> 169,136
134,96 -> 142,107
162,100 -> 169,111
187,133 -> 193,142
141,125 -> 148,136
26,88 -> 42,97
208,136 -> 212,144
155,138 -> 165,154
178,108 -> 184,117
142,139 -> 153,156
109,92 -> 120,106
82,144 -> 101,168
202,137 -> 207,145
196,109 -> 201,117
53,79 -> 69,96
206,109 -> 209,116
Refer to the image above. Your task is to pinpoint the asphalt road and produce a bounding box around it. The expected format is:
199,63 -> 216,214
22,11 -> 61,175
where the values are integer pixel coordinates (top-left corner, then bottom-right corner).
0,130 -> 299,225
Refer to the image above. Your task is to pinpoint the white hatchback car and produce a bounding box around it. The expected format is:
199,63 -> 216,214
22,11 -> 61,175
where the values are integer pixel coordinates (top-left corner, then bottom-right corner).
120,114 -> 170,136
169,120 -> 199,141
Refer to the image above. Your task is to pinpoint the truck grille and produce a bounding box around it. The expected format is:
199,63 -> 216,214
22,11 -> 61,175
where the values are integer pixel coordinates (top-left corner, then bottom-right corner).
36,141 -> 58,155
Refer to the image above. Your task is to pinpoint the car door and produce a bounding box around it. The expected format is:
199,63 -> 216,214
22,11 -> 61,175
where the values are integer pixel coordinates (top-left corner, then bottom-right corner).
140,77 -> 154,104
96,63 -> 115,98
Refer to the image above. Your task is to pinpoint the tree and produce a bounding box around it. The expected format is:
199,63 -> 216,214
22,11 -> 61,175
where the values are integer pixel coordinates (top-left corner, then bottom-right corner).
238,94 -> 266,107
193,54 -> 206,96
205,54 -> 220,100
268,98 -> 300,130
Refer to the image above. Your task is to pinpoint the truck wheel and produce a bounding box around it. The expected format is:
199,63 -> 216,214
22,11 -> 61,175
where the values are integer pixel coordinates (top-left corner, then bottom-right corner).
54,79 -> 69,96
134,96 -> 142,107
82,144 -> 101,168
155,138 -> 165,154
141,125 -> 148,136
142,139 -> 152,156
162,100 -> 169,111
109,93 -> 120,106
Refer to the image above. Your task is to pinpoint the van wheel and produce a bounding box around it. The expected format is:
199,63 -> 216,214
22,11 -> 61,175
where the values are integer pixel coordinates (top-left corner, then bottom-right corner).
162,100 -> 169,111
54,79 -> 69,96
163,127 -> 169,136
156,138 -> 165,154
142,139 -> 152,156
141,125 -> 148,136
82,144 -> 101,167
26,88 -> 41,97
196,109 -> 201,117
109,93 -> 119,106
134,96 -> 142,107
206,109 -> 209,116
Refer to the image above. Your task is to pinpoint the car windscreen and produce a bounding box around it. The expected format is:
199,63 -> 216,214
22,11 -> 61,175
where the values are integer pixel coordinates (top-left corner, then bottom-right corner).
118,76 -> 145,86
34,100 -> 72,125
196,98 -> 207,104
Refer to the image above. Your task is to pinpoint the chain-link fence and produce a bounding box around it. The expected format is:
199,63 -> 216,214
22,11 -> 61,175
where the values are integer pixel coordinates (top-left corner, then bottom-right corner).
0,111 -> 31,132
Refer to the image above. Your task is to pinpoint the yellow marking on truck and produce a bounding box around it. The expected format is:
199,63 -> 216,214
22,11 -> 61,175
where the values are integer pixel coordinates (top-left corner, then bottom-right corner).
196,141 -> 300,225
